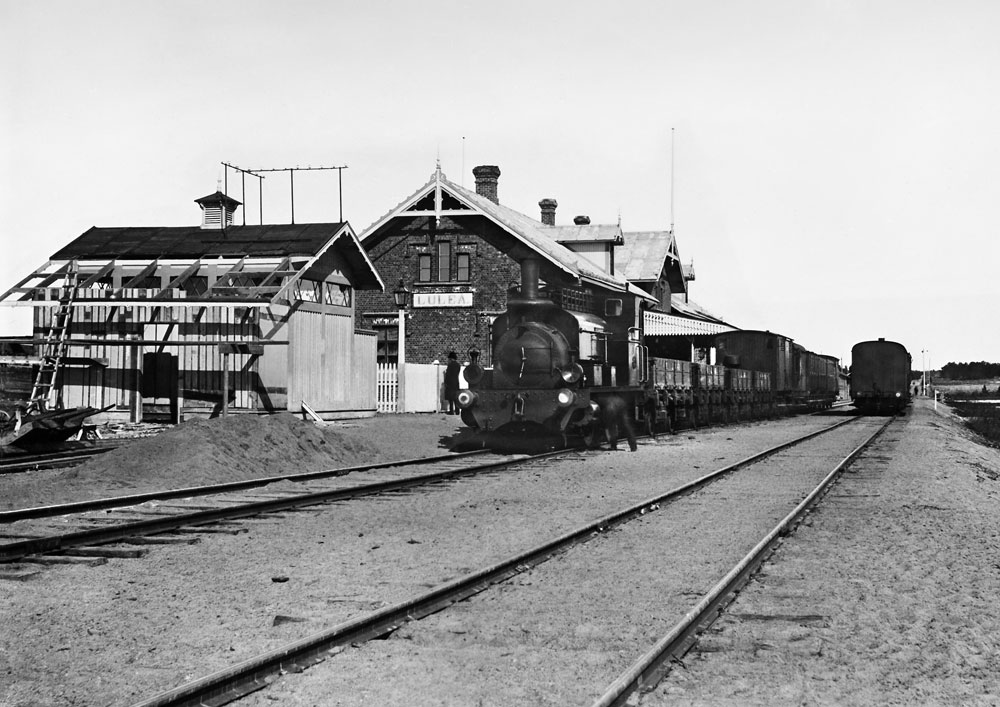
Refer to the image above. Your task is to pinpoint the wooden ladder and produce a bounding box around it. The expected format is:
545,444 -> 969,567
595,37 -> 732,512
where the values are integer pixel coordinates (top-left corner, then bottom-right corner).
27,264 -> 80,414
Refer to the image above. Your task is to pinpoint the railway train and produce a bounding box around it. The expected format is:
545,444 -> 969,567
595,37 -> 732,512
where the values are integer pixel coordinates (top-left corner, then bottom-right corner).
455,257 -> 839,451
849,339 -> 912,414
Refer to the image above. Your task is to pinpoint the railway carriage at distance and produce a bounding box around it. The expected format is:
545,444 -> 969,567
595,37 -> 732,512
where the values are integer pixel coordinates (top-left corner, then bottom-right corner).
455,257 -> 839,452
712,330 -> 839,412
850,338 -> 911,414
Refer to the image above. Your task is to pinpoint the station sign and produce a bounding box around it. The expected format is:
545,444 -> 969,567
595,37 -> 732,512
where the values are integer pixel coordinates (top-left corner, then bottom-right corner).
412,291 -> 473,308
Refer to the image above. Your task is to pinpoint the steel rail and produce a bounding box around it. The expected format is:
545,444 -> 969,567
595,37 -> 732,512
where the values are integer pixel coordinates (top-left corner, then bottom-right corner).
125,416 -> 861,707
591,415 -> 894,707
0,446 -> 114,474
0,449 -> 491,524
0,450 -> 568,562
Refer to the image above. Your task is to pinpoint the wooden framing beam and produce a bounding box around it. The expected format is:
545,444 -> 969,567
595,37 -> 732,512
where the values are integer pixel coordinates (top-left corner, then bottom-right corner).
154,259 -> 202,299
0,261 -> 70,302
256,256 -> 293,290
207,257 -> 246,293
116,259 -> 160,294
79,260 -> 117,289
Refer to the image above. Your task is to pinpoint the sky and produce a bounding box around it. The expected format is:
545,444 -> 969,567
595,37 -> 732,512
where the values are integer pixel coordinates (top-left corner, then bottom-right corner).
2,0 -> 998,371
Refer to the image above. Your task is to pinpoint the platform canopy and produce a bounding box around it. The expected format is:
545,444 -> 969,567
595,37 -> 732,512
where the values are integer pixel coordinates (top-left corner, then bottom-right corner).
643,310 -> 736,337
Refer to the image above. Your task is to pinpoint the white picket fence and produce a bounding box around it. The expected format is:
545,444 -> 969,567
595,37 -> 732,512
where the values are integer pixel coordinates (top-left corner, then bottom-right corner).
377,362 -> 466,413
376,363 -> 401,413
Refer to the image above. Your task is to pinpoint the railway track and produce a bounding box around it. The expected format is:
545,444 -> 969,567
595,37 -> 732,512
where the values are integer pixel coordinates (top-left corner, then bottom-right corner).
0,445 -> 116,474
0,448 -> 557,562
117,414 -> 886,707
593,414 -> 895,706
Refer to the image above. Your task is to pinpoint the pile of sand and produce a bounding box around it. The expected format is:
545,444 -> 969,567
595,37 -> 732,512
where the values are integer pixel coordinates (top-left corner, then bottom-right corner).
84,413 -> 382,489
2,413 -> 388,509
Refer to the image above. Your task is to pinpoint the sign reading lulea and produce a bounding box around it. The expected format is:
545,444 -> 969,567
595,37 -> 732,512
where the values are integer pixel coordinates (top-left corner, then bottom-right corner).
412,291 -> 473,308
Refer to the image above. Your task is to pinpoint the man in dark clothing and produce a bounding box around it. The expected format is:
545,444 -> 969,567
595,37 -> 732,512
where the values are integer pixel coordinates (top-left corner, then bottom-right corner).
444,351 -> 461,414
600,395 -> 637,452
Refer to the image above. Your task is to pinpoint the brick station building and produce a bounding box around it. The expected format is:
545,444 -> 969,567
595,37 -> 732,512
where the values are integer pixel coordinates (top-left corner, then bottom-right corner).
356,163 -> 728,367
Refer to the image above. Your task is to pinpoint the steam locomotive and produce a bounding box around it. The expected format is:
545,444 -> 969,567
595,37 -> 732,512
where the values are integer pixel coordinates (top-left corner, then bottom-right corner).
455,256 -> 839,451
850,339 -> 912,414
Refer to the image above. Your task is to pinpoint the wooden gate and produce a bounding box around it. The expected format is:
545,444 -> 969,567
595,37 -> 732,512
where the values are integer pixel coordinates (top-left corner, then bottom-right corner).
377,363 -> 399,413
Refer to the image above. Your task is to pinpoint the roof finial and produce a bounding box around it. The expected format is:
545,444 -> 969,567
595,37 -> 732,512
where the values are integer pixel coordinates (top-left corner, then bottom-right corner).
670,126 -> 676,234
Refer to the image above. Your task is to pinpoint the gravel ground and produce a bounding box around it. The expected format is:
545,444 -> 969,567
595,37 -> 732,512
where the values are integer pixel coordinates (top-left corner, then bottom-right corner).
646,399 -> 1000,706
1,402 -> 998,706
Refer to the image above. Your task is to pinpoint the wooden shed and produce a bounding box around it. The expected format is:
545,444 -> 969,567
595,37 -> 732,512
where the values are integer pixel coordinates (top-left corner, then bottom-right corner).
0,191 -> 384,422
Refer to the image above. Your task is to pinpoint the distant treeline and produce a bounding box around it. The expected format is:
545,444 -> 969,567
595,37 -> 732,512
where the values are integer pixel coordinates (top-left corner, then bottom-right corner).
939,361 -> 1000,380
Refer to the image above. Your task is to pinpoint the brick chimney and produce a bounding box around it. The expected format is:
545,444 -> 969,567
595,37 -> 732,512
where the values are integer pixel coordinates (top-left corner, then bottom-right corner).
473,165 -> 501,204
539,198 -> 558,226
573,215 -> 591,225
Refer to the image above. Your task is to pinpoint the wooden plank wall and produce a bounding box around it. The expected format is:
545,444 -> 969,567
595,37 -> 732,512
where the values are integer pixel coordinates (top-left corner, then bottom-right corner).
287,309 -> 377,414
352,331 -> 377,411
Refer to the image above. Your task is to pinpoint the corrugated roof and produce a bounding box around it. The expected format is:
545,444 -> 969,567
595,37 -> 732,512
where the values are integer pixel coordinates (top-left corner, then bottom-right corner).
51,223 -> 346,260
670,294 -> 729,324
616,230 -> 680,283
548,223 -> 623,244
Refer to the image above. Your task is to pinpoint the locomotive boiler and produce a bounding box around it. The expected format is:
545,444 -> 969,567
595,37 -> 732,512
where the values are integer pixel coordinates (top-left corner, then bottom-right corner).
457,258 -> 614,448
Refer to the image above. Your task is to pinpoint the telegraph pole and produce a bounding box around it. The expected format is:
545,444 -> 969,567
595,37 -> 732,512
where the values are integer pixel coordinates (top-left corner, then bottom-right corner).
242,165 -> 348,224
221,162 -> 265,225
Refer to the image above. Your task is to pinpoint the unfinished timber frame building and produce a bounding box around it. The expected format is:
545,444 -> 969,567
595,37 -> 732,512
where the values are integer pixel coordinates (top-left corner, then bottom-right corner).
1,191 -> 384,422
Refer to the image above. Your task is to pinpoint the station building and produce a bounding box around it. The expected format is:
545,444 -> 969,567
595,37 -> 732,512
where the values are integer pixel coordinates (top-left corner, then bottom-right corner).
357,164 -> 734,367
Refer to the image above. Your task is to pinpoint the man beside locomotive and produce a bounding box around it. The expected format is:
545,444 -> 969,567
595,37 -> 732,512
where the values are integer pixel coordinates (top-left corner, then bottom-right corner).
443,351 -> 461,415
599,395 -> 638,452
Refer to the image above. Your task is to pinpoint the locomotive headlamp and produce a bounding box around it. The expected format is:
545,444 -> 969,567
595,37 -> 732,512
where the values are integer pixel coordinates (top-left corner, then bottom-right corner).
457,390 -> 478,409
556,389 -> 576,407
559,362 -> 585,384
895,392 -> 902,398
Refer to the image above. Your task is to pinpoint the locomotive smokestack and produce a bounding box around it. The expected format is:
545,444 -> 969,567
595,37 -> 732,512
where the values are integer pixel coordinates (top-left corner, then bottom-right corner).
520,258 -> 540,301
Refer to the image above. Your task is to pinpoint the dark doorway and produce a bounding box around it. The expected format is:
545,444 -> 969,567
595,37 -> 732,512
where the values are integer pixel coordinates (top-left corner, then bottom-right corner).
142,352 -> 178,422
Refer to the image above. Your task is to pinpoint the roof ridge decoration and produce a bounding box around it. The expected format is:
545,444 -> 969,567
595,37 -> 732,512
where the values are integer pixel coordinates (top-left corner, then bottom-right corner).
433,161 -> 445,227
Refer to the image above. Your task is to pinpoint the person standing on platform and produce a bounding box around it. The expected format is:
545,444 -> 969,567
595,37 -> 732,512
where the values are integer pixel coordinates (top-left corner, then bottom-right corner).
444,351 -> 461,415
